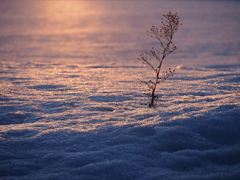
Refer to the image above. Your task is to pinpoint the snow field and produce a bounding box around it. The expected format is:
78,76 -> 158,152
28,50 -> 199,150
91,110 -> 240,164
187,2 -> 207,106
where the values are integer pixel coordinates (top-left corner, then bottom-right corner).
0,62 -> 240,179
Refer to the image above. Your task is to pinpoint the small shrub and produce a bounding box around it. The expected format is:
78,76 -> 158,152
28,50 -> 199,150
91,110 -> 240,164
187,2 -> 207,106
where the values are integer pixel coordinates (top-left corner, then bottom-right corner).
139,11 -> 181,108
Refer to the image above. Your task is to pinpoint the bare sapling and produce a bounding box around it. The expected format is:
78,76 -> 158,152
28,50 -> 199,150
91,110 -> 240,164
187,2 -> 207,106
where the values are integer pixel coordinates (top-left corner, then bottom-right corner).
139,11 -> 181,108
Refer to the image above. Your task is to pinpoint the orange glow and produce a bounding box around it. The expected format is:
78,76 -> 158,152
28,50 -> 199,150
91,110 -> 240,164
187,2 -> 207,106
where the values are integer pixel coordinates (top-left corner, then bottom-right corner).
33,1 -> 101,34
23,0 -> 109,63
42,1 -> 88,19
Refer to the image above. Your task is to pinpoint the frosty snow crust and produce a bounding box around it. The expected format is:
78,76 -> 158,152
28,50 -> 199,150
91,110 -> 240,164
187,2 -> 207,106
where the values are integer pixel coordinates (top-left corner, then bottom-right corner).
0,62 -> 240,179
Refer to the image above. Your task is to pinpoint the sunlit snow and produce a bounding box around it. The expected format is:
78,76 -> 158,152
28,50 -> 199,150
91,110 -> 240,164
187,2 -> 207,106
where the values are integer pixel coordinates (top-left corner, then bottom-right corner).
1,0 -> 240,179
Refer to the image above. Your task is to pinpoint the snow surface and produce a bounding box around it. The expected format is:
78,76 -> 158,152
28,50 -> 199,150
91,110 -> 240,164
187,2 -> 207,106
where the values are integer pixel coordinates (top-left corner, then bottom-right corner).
1,0 -> 240,179
1,62 -> 240,180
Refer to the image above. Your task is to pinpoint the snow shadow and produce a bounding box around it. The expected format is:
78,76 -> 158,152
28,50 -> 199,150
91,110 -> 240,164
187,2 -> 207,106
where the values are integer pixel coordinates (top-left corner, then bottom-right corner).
89,95 -> 132,103
0,112 -> 34,125
27,85 -> 68,91
1,107 -> 240,179
0,77 -> 31,84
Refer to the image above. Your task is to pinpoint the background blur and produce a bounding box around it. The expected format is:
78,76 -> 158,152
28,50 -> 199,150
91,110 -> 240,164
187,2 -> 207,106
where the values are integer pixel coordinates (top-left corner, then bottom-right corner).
0,0 -> 239,67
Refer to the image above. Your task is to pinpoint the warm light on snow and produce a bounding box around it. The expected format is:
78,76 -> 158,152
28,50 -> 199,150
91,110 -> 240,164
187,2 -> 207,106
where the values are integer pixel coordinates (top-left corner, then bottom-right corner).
0,0 -> 240,179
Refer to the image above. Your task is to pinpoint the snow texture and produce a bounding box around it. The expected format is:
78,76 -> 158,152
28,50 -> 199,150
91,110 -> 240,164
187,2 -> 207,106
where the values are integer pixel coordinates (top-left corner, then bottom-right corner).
0,0 -> 240,180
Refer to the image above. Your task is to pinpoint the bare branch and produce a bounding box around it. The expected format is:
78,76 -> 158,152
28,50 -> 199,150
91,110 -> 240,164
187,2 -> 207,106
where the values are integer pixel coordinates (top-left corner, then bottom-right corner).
138,11 -> 181,108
